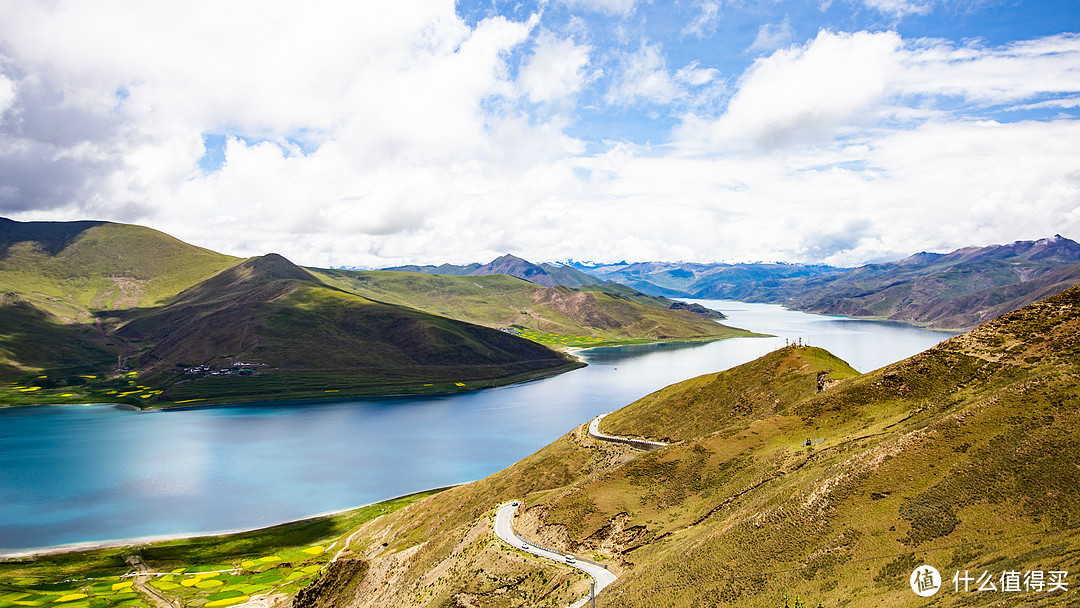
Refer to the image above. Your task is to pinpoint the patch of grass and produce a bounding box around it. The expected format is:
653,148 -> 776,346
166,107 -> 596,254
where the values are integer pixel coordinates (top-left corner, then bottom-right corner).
0,489 -> 446,608
0,221 -> 238,311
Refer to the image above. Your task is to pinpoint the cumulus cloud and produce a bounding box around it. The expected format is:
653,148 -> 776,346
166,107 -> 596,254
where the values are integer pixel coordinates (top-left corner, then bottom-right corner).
606,43 -> 722,108
518,30 -> 592,104
0,0 -> 560,239
677,30 -> 1080,151
680,30 -> 903,150
0,0 -> 1076,268
606,43 -> 682,106
550,117 -> 1080,266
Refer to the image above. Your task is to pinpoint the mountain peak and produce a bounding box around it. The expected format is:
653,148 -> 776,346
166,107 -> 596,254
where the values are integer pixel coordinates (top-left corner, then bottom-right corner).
168,253 -> 318,305
239,253 -> 320,283
474,254 -> 556,286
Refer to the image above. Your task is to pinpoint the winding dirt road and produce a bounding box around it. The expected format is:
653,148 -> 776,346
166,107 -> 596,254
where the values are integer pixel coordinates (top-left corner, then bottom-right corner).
494,502 -> 616,608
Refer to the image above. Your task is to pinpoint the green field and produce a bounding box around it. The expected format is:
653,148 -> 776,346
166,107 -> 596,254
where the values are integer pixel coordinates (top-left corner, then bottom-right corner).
0,489 -> 446,608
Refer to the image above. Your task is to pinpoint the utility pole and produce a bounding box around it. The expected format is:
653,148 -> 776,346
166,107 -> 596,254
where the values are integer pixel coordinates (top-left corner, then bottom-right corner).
590,581 -> 596,608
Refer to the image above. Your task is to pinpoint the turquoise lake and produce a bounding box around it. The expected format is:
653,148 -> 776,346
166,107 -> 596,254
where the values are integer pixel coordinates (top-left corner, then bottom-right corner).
0,301 -> 957,552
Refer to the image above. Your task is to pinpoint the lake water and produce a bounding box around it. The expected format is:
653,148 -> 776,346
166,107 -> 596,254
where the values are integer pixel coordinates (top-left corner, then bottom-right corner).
0,301 -> 956,553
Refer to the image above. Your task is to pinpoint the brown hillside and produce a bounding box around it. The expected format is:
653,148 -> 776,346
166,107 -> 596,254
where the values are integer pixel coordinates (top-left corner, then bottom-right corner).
304,285 -> 1080,608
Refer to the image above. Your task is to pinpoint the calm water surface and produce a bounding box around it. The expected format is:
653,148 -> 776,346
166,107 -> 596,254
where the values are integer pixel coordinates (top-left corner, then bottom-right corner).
0,301 -> 956,552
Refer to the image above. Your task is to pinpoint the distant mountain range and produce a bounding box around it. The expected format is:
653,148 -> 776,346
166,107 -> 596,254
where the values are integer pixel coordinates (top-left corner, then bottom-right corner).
565,235 -> 1080,329
754,235 -> 1080,329
567,259 -> 847,297
384,254 -> 601,288
376,235 -> 1080,330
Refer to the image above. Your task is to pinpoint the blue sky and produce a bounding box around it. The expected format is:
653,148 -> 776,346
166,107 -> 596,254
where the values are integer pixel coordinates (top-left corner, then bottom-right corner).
0,0 -> 1078,267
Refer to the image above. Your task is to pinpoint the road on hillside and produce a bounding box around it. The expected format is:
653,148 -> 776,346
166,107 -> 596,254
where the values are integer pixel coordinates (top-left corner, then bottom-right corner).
494,502 -> 617,608
588,413 -> 667,450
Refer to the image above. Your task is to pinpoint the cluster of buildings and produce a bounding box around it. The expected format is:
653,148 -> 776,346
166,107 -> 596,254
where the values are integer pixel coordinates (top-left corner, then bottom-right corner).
181,362 -> 259,376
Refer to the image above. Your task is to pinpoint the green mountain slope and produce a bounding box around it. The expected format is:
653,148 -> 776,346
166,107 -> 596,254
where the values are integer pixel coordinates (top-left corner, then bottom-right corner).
107,254 -> 583,403
312,285 -> 1080,607
0,293 -> 118,379
0,217 -> 240,315
310,268 -> 754,348
601,345 -> 859,443
0,246 -> 582,405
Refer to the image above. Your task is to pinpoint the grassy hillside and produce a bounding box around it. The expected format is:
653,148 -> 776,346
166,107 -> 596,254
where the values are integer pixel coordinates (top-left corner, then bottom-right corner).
0,294 -> 118,380
1,253 -> 582,406
601,345 -> 859,443
0,489 -> 445,608
297,285 -> 1080,607
0,218 -> 240,315
310,269 -> 755,348
97,254 -> 580,404
0,220 -> 589,405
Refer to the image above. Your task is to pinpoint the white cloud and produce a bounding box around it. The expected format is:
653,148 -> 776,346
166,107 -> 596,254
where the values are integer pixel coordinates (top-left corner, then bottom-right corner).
0,73 -> 15,118
682,0 -> 723,38
518,30 -> 592,104
861,0 -> 934,18
897,34 -> 1080,104
749,19 -> 795,53
680,30 -> 903,150
558,0 -> 637,16
1018,96 -> 1080,110
606,42 -> 682,106
543,118 -> 1080,266
678,30 -> 1080,152
675,62 -> 721,87
0,0 -> 1076,269
606,43 -> 722,108
0,0 -> 557,225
